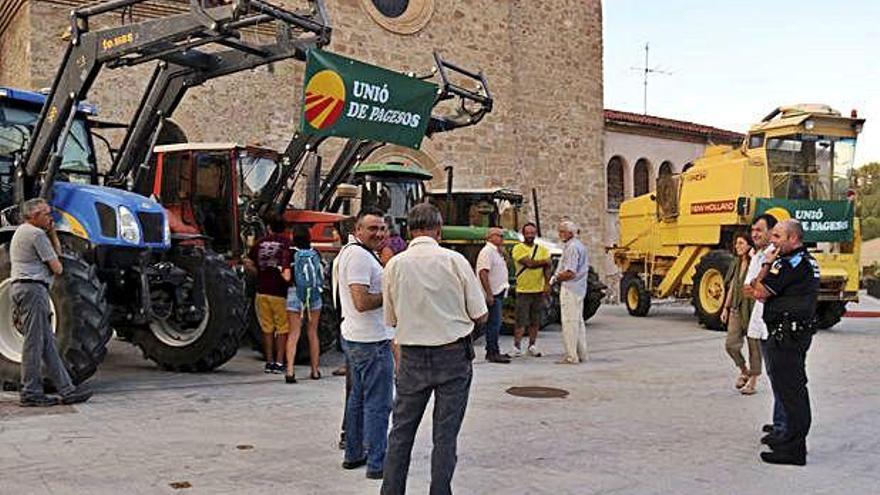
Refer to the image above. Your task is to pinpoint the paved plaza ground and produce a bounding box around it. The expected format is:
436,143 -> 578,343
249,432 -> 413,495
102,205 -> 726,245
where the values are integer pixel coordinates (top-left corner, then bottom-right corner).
1,297 -> 879,495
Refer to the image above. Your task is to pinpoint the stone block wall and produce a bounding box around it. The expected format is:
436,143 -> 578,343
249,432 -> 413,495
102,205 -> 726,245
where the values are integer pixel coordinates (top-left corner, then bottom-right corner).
1,0 -> 606,271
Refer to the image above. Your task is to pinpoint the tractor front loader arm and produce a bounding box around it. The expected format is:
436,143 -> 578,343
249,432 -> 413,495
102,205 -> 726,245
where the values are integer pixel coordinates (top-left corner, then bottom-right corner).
19,0 -> 330,202
109,0 -> 331,190
425,51 -> 493,137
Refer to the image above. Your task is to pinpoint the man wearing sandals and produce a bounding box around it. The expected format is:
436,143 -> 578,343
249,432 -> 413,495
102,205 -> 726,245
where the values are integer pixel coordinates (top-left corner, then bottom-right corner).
336,207 -> 395,480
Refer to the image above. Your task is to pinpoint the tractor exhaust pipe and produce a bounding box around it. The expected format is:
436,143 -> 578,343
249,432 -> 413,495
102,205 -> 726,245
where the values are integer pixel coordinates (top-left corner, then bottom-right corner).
532,187 -> 542,237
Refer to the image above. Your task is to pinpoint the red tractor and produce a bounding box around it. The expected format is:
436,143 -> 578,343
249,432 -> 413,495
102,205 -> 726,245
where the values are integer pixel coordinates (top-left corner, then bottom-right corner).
146,142 -> 346,359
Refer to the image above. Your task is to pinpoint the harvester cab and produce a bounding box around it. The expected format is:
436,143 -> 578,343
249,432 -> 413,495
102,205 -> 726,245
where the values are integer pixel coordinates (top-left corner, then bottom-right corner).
613,104 -> 864,330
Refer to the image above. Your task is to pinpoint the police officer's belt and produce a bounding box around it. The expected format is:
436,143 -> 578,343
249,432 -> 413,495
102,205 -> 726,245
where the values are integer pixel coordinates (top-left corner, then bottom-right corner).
768,312 -> 815,341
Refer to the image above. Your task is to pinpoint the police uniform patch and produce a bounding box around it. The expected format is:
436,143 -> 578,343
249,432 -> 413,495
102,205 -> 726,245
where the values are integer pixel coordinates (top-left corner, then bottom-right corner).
770,259 -> 783,275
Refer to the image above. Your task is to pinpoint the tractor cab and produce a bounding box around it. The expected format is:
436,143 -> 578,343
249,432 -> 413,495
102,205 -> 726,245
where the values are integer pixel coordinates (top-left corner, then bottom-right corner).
427,187 -> 523,231
350,162 -> 432,235
149,143 -> 280,257
746,105 -> 862,201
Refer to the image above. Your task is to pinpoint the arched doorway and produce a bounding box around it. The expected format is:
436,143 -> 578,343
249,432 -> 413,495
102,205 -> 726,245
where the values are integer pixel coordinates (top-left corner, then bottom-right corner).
633,158 -> 650,197
606,156 -> 625,210
659,161 -> 674,177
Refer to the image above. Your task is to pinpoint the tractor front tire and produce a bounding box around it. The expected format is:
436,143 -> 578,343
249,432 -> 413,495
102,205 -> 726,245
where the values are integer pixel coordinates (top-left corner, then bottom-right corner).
131,251 -> 246,372
621,273 -> 651,317
692,250 -> 734,331
0,250 -> 111,390
814,301 -> 847,330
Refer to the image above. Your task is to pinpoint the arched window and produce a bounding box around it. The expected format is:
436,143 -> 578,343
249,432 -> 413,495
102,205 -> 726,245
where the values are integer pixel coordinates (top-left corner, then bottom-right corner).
659,161 -> 674,177
606,156 -> 625,210
633,158 -> 650,197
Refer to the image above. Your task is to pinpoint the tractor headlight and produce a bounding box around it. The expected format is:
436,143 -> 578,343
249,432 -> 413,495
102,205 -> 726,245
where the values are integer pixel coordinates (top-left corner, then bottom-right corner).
118,206 -> 142,244
163,216 -> 171,245
804,119 -> 815,131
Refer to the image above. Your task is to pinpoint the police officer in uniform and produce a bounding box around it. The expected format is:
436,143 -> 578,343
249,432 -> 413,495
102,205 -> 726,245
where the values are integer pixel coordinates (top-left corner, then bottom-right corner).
751,219 -> 820,466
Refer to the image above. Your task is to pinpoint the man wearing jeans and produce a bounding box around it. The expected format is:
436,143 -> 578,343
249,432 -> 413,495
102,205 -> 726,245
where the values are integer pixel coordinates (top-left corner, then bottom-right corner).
743,214 -> 788,442
382,203 -> 488,495
12,198 -> 91,407
475,227 -> 510,363
337,208 -> 395,480
551,220 -> 589,364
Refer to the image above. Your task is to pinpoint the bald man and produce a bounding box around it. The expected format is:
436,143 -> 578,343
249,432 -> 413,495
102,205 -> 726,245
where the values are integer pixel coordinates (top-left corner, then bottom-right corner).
750,219 -> 820,466
552,220 -> 589,364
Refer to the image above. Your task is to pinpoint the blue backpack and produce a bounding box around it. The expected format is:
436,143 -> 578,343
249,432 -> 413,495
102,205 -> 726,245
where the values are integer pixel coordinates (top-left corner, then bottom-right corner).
293,248 -> 323,305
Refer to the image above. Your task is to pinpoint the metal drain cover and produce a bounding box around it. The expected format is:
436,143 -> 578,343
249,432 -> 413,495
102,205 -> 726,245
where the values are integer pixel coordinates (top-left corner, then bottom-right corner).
505,386 -> 569,399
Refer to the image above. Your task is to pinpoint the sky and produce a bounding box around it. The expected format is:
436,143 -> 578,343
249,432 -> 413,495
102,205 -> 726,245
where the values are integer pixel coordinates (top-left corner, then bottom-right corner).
603,0 -> 880,167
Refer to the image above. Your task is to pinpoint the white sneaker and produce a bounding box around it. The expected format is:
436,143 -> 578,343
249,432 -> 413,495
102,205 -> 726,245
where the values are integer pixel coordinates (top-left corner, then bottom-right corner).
511,345 -> 523,357
528,344 -> 542,357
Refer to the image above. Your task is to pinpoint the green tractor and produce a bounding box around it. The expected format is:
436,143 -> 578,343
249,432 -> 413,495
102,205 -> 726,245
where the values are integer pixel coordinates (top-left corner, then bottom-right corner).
339,164 -> 606,327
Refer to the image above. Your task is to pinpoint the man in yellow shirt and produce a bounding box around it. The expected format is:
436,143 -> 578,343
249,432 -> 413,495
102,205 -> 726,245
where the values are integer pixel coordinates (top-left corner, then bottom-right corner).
511,222 -> 551,357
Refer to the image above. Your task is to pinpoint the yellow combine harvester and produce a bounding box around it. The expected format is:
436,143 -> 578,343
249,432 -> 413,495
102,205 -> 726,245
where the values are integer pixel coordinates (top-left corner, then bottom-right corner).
611,105 -> 864,330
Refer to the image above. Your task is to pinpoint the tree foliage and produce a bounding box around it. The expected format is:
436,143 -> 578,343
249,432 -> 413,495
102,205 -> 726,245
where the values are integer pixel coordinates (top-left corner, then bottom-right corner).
856,162 -> 880,240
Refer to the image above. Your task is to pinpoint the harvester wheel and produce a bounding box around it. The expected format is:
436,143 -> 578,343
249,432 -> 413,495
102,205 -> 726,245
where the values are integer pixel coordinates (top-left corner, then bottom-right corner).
692,250 -> 734,331
0,249 -> 111,390
621,273 -> 651,317
814,301 -> 847,330
131,250 -> 246,371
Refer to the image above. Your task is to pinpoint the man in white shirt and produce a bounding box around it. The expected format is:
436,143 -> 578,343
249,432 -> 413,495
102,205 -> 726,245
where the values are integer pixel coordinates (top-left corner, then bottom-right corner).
742,213 -> 786,441
476,227 -> 511,363
382,203 -> 488,495
336,208 -> 395,480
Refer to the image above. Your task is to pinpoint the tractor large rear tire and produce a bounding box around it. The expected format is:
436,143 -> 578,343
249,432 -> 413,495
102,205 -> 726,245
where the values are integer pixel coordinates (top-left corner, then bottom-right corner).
692,250 -> 734,331
583,267 -> 605,322
621,272 -> 651,317
0,250 -> 111,390
814,301 -> 847,330
131,251 -> 246,371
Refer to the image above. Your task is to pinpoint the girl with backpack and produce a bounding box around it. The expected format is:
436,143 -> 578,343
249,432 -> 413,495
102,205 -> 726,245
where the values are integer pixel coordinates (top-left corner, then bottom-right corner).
284,225 -> 325,383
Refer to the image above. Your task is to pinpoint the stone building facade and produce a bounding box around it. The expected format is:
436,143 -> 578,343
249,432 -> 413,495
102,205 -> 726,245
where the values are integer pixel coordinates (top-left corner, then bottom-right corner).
0,0 -> 607,267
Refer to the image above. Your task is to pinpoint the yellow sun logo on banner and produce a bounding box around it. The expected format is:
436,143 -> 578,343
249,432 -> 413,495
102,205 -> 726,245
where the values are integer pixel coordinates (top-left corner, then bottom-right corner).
304,69 -> 346,130
764,206 -> 792,222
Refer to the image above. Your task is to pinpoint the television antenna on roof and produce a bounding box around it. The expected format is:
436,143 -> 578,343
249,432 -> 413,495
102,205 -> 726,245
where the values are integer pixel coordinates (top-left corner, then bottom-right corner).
630,42 -> 671,115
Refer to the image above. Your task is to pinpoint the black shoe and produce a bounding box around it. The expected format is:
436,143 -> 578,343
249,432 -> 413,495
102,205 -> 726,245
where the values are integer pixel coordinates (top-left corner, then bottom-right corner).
366,470 -> 383,480
61,386 -> 93,405
19,394 -> 60,407
264,362 -> 274,374
761,433 -> 784,447
486,352 -> 511,364
342,458 -> 367,470
284,374 -> 297,384
760,450 -> 806,466
762,424 -> 776,433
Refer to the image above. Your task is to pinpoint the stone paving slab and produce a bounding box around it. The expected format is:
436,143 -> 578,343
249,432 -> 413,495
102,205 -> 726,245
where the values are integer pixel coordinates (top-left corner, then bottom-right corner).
1,304 -> 878,494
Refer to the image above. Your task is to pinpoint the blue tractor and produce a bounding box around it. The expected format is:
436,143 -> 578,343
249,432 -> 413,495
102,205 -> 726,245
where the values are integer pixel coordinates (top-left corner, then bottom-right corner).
0,0 -> 329,388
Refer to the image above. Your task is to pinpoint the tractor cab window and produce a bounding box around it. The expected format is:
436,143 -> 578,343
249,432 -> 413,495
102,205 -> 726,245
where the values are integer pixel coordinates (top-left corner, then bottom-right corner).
0,104 -> 96,182
239,153 -> 278,198
193,151 -> 234,254
361,177 -> 424,227
1,103 -> 97,207
767,135 -> 856,200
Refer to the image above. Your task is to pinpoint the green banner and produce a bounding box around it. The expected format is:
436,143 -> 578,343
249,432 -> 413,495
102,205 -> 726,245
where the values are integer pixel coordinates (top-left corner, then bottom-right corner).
299,50 -> 437,149
755,198 -> 854,242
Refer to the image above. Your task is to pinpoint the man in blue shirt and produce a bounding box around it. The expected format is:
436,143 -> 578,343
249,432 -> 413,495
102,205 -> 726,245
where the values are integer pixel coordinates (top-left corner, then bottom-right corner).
551,220 -> 589,364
